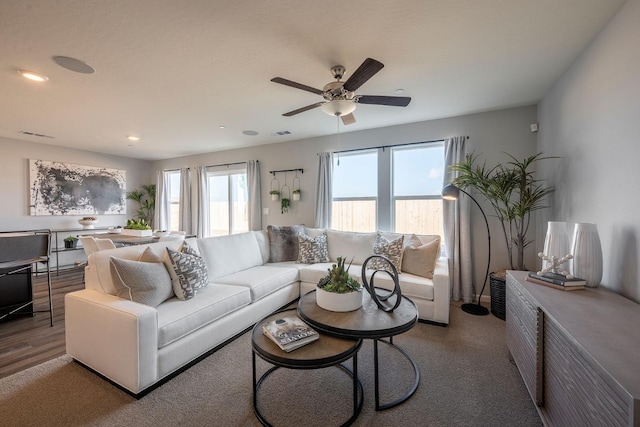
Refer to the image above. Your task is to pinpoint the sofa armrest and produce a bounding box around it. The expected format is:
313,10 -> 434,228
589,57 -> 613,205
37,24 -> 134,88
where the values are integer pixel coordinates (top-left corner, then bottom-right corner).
65,289 -> 159,394
431,256 -> 451,324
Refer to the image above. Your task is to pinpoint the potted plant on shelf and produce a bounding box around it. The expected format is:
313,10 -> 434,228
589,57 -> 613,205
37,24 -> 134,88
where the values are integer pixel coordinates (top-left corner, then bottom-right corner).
292,188 -> 301,201
316,257 -> 363,312
280,197 -> 290,214
64,235 -> 78,249
126,184 -> 156,229
122,218 -> 153,237
450,152 -> 556,318
269,189 -> 280,201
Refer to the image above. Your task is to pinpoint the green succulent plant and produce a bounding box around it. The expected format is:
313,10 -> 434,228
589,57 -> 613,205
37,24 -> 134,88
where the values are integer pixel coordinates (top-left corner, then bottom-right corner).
124,218 -> 152,230
318,257 -> 361,293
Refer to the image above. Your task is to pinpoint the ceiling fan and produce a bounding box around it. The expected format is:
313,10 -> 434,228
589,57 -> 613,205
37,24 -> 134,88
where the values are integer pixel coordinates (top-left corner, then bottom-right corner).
271,58 -> 411,125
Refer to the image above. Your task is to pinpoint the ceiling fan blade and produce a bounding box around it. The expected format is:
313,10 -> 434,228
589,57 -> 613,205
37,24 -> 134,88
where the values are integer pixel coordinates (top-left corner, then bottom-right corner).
341,113 -> 356,125
342,58 -> 384,92
271,77 -> 324,95
282,102 -> 324,117
356,95 -> 411,107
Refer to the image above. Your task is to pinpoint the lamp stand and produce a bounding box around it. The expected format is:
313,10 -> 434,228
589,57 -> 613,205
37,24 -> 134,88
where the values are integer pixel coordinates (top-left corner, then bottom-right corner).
458,187 -> 491,316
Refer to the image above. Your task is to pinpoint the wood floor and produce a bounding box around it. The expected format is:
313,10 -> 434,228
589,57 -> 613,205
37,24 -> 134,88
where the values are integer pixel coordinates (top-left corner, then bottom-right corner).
0,268 -> 84,379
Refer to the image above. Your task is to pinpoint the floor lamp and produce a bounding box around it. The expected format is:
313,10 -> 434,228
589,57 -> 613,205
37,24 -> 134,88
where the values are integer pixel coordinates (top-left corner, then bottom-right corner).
442,184 -> 490,316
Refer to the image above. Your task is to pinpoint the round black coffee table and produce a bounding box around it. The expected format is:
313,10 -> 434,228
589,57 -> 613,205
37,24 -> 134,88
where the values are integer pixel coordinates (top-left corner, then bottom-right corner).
298,290 -> 419,410
252,309 -> 363,427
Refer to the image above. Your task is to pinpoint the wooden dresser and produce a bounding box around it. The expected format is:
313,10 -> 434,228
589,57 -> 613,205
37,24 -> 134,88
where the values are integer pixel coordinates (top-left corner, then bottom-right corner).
506,270 -> 640,426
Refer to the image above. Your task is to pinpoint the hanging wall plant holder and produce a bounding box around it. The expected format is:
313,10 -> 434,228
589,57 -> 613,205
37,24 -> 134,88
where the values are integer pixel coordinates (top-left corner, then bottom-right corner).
270,178 -> 280,201
280,180 -> 291,214
292,174 -> 301,201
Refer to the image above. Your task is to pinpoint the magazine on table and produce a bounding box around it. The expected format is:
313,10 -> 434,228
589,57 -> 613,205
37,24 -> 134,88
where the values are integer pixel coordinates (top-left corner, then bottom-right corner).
262,315 -> 319,352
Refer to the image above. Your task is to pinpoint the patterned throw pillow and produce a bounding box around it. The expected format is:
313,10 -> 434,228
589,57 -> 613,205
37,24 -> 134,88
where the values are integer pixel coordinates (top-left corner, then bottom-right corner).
166,245 -> 209,300
367,233 -> 405,273
267,224 -> 305,262
109,256 -> 174,307
297,233 -> 330,264
401,234 -> 441,279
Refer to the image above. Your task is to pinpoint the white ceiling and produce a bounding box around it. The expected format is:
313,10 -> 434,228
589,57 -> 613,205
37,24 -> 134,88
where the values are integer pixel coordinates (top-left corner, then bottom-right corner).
0,0 -> 625,161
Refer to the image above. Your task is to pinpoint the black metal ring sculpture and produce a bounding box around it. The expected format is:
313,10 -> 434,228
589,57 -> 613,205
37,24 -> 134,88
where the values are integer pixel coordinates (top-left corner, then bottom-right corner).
361,255 -> 402,312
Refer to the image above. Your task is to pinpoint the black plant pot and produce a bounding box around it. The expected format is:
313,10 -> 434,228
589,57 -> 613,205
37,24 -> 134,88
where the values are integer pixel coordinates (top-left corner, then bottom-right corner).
489,273 -> 506,320
64,240 -> 78,249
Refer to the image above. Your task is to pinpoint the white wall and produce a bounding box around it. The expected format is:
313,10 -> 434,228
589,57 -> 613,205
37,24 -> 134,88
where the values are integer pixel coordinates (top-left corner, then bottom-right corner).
537,0 -> 640,301
0,136 -> 152,266
152,105 -> 539,293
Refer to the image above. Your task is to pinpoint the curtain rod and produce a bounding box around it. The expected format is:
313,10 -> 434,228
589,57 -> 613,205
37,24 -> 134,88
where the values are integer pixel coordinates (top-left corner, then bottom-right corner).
269,168 -> 304,176
332,137 -> 466,154
164,160 -> 252,173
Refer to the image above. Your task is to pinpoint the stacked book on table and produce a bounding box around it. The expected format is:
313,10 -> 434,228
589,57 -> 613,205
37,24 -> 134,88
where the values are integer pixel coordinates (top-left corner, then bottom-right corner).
262,315 -> 319,352
526,272 -> 586,291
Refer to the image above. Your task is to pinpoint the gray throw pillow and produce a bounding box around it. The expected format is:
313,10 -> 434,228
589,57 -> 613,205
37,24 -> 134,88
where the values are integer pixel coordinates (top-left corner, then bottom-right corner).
267,224 -> 305,262
166,247 -> 209,300
297,232 -> 330,264
109,256 -> 174,307
367,233 -> 404,273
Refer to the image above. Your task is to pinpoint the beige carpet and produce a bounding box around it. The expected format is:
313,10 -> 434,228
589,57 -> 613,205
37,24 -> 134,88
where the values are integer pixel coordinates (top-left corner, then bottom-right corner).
0,305 -> 542,426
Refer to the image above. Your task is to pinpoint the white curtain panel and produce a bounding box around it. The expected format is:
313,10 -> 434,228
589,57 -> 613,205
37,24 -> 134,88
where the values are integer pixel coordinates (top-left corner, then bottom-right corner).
179,167 -> 192,234
443,136 -> 473,303
154,170 -> 170,232
193,166 -> 209,238
247,160 -> 262,231
314,152 -> 333,228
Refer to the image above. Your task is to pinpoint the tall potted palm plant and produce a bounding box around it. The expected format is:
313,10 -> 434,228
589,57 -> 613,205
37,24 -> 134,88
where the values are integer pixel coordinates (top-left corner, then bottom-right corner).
450,152 -> 556,318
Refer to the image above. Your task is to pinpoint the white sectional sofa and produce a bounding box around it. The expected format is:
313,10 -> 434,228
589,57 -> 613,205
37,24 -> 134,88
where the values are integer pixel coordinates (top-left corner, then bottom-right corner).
65,227 -> 450,396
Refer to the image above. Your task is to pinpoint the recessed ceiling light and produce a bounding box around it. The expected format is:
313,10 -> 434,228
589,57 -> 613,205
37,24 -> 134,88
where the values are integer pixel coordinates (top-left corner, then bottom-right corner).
18,70 -> 48,82
219,125 -> 226,129
52,56 -> 95,74
242,130 -> 258,136
127,135 -> 140,141
394,88 -> 404,94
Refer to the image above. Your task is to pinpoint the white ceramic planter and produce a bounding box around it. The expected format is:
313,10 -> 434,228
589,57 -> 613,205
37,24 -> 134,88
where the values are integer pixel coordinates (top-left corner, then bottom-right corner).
78,219 -> 98,229
570,223 -> 602,288
292,193 -> 300,201
121,229 -> 153,237
316,287 -> 363,312
271,194 -> 279,201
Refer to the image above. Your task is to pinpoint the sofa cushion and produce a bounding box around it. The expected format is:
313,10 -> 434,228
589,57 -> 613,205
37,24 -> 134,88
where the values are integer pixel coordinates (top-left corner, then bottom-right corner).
303,226 -> 327,238
363,269 -> 435,301
326,230 -> 377,265
368,233 -> 404,273
109,257 -> 174,307
297,232 -> 330,264
401,234 -> 441,279
156,284 -> 251,348
267,225 -> 305,262
196,232 -> 263,279
166,247 -> 209,300
215,265 -> 299,302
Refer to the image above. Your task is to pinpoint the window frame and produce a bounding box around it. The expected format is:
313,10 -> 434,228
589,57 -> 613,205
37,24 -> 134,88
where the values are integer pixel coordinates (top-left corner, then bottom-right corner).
206,166 -> 248,236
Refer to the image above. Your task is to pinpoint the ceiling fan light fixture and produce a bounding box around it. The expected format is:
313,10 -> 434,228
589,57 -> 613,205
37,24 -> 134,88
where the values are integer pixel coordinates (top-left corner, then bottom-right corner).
321,100 -> 356,117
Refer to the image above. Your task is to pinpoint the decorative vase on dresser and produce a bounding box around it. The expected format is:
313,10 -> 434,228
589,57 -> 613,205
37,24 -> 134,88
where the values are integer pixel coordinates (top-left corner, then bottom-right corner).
542,221 -> 569,270
570,223 -> 603,287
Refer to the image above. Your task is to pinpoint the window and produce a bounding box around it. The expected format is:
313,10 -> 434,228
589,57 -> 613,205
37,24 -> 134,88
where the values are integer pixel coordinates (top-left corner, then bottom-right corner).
331,150 -> 378,232
166,170 -> 181,232
207,167 -> 248,236
392,144 -> 444,236
331,142 -> 444,237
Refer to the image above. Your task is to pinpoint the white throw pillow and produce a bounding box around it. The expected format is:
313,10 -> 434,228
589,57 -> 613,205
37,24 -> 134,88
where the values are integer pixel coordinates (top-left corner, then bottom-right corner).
401,234 -> 441,279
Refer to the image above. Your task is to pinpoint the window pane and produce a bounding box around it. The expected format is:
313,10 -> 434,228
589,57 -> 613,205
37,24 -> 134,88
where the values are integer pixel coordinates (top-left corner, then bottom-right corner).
331,200 -> 377,232
333,151 -> 377,198
209,175 -> 229,236
230,173 -> 248,234
167,171 -> 181,232
393,145 -> 444,196
394,199 -> 444,237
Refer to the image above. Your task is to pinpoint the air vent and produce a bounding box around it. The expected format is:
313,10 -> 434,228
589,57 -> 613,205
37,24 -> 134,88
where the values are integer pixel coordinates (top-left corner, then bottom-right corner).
271,130 -> 292,136
19,131 -> 55,139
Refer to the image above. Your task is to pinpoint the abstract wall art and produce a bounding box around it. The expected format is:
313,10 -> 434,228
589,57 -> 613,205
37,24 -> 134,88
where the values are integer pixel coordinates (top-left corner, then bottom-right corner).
29,159 -> 126,215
